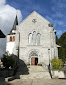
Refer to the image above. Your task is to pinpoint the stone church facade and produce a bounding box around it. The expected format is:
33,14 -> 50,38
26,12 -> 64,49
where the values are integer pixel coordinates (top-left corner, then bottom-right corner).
6,11 -> 59,66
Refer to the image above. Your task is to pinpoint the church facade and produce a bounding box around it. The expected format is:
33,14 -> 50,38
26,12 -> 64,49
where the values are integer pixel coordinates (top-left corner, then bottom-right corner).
6,11 -> 59,66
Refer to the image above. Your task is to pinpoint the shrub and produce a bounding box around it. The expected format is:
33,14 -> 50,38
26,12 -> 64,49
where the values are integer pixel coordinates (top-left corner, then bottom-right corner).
51,57 -> 63,70
38,64 -> 42,66
1,54 -> 15,69
27,64 -> 30,66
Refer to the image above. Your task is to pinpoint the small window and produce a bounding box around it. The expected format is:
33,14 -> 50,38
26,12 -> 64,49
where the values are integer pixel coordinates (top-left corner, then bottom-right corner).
13,36 -> 15,41
10,36 -> 12,42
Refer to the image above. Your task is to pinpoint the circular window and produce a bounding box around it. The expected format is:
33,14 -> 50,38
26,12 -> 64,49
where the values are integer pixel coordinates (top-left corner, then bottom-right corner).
32,19 -> 37,23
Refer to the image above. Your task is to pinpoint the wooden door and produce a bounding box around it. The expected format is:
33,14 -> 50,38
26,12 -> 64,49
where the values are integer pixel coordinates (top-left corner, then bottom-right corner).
31,57 -> 35,65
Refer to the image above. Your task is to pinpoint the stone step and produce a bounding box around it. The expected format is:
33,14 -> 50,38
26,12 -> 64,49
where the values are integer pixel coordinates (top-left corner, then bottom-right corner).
27,66 -> 48,72
16,66 -> 48,73
16,66 -> 51,79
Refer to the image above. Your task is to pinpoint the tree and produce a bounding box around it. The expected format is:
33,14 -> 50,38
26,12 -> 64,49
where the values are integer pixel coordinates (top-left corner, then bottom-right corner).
1,54 -> 15,69
56,35 -> 59,44
58,32 -> 66,62
51,57 -> 63,70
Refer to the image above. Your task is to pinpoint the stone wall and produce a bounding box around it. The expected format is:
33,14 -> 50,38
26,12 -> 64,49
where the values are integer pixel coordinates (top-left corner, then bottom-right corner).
51,70 -> 65,78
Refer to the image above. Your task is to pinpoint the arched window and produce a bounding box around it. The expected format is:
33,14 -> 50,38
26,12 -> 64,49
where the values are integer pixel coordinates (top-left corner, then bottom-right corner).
28,31 -> 41,45
10,36 -> 12,42
33,31 -> 36,45
13,36 -> 15,41
29,33 -> 32,45
37,33 -> 40,45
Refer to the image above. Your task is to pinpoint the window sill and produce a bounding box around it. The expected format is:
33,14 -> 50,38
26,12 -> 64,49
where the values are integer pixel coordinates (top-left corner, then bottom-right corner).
27,45 -> 42,46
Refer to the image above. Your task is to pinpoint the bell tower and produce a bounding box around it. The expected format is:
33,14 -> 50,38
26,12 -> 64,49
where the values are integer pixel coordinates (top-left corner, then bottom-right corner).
6,14 -> 18,54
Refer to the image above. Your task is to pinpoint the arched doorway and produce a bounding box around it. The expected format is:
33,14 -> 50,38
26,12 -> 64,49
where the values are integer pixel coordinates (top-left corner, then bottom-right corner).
29,51 -> 38,65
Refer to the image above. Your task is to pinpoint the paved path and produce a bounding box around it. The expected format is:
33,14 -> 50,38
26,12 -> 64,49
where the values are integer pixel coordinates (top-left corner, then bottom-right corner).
8,79 -> 66,85
0,78 -> 66,85
19,66 -> 51,79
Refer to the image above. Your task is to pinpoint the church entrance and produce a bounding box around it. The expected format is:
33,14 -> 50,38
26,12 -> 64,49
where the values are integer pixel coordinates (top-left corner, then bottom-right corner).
29,50 -> 39,65
31,57 -> 38,65
35,58 -> 38,65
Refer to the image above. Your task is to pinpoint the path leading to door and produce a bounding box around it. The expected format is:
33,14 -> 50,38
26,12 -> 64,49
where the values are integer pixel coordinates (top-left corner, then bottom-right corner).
20,66 -> 51,79
28,66 -> 47,72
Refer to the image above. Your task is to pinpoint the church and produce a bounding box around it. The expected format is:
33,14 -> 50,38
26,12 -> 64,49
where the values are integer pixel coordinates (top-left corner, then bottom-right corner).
6,11 -> 59,66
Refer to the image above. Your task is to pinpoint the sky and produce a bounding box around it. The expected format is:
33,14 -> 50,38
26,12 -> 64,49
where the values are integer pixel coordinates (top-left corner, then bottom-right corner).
6,0 -> 66,37
0,0 -> 66,57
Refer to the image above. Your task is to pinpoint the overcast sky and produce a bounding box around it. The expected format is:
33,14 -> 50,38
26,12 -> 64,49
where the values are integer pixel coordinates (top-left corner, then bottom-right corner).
0,0 -> 66,58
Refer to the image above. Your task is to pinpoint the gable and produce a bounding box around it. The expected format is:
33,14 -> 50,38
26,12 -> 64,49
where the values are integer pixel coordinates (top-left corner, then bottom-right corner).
17,11 -> 54,34
18,11 -> 51,27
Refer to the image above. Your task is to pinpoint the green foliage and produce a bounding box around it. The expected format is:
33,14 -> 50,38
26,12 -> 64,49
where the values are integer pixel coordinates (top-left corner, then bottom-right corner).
27,64 -> 30,66
51,57 -> 63,70
56,32 -> 66,62
1,54 -> 15,69
38,64 -> 42,66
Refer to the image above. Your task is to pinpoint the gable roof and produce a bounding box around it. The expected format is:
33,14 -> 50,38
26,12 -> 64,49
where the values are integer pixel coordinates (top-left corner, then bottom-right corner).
0,30 -> 5,38
19,11 -> 50,25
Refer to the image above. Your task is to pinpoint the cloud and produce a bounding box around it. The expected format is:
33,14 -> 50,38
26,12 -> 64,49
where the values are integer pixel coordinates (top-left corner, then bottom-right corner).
0,5 -> 22,34
45,16 -> 53,23
56,29 -> 66,38
63,24 -> 66,27
57,21 -> 64,25
45,15 -> 65,38
51,0 -> 66,21
0,0 -> 22,58
52,12 -> 64,18
51,0 -> 66,12
46,15 -> 65,27
0,0 -> 6,5
56,30 -> 63,36
54,20 -> 64,26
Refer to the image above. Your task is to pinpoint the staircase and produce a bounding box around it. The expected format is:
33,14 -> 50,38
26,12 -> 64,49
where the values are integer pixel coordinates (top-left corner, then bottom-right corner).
17,66 -> 51,79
